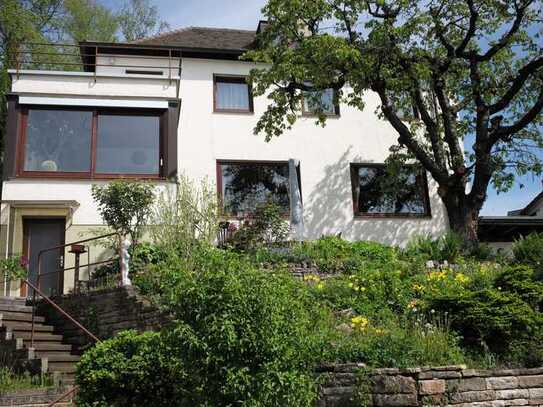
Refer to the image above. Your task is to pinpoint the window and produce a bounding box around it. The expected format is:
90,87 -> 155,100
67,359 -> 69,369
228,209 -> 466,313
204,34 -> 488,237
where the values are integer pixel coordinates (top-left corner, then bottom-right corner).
213,75 -> 253,113
96,113 -> 160,175
217,161 -> 298,216
19,107 -> 164,178
23,109 -> 92,173
350,164 -> 430,217
302,88 -> 339,116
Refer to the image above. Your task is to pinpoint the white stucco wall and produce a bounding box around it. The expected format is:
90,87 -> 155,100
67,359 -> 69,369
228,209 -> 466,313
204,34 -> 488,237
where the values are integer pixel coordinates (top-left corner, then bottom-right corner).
178,58 -> 449,245
3,54 -> 449,247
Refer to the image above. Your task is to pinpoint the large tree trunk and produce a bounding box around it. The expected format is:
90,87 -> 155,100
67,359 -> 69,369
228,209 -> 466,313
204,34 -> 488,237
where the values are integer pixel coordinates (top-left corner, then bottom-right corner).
441,190 -> 481,245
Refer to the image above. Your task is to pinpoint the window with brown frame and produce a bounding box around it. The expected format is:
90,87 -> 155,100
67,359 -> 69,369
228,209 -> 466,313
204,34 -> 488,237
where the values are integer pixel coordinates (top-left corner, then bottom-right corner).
213,75 -> 254,113
302,87 -> 340,116
350,164 -> 431,217
216,160 -> 301,217
17,106 -> 165,179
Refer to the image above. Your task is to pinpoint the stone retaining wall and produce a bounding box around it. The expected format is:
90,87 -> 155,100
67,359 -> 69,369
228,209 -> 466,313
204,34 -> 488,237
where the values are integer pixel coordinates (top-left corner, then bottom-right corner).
317,364 -> 543,406
36,286 -> 169,351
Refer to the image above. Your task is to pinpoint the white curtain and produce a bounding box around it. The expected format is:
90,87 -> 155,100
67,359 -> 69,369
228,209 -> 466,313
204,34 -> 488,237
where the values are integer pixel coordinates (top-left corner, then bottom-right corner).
217,82 -> 249,109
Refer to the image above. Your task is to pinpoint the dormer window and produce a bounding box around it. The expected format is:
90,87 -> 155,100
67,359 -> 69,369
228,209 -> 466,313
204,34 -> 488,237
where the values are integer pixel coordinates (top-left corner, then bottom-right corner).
213,75 -> 254,113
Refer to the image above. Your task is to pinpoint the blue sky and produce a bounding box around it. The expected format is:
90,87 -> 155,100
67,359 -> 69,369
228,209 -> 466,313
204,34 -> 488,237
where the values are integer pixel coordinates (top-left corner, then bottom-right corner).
102,0 -> 542,215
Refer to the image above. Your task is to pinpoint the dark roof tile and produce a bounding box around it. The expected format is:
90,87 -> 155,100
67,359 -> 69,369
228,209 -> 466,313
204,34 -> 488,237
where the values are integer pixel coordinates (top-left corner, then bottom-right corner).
134,27 -> 257,51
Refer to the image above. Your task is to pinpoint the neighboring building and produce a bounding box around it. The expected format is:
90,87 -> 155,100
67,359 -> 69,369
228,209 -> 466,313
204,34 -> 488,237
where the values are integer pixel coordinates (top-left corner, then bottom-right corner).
479,182 -> 543,251
1,23 -> 449,296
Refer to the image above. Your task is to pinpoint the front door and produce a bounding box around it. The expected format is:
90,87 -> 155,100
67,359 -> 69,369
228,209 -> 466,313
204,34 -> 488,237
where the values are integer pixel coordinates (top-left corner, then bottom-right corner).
22,218 -> 65,297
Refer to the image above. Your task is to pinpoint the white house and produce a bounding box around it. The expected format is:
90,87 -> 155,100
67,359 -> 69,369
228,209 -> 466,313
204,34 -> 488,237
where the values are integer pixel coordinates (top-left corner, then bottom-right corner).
1,23 -> 449,296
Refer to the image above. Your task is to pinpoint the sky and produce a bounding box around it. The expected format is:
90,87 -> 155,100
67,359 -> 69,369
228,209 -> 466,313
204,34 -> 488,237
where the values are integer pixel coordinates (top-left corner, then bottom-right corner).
101,0 -> 542,216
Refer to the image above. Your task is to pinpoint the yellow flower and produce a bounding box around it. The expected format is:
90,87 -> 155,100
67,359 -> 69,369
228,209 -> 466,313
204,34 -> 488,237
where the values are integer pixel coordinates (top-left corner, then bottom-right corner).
316,283 -> 325,290
348,282 -> 354,288
412,283 -> 425,292
304,274 -> 320,283
455,273 -> 470,285
427,271 -> 447,281
350,316 -> 370,332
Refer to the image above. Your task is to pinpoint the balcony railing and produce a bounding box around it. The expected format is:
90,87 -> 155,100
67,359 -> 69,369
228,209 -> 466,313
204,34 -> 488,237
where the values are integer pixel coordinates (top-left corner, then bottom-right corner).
8,42 -> 181,84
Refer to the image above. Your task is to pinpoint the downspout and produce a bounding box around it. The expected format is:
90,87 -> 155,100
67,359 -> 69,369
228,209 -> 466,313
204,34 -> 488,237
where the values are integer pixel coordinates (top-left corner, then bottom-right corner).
289,159 -> 304,241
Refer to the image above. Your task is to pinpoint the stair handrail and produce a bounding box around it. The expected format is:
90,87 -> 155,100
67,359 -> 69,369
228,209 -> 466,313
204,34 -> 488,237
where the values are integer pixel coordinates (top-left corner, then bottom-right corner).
24,279 -> 101,346
36,232 -> 122,294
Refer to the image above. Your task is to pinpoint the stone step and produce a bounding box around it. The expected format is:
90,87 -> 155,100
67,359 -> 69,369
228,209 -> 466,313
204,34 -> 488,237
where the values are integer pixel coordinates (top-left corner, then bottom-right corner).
0,296 -> 27,306
15,331 -> 64,341
1,321 -> 55,332
40,354 -> 80,363
48,363 -> 76,373
25,342 -> 73,352
0,311 -> 45,323
0,304 -> 34,313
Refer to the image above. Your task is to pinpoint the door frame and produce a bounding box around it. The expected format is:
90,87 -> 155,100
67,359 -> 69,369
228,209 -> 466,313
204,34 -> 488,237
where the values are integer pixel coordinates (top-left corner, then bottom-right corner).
21,217 -> 66,297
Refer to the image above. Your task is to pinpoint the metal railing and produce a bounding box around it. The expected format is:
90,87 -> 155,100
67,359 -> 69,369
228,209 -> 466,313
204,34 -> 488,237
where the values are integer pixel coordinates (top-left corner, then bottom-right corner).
28,233 -> 122,406
8,42 -> 182,85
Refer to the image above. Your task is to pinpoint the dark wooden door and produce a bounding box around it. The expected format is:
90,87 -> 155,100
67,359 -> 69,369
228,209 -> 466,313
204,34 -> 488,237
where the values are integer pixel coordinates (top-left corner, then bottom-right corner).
22,218 -> 65,297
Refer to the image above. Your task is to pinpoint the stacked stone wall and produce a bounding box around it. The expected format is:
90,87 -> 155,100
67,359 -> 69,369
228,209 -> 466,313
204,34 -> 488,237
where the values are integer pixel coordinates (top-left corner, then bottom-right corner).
318,364 -> 543,406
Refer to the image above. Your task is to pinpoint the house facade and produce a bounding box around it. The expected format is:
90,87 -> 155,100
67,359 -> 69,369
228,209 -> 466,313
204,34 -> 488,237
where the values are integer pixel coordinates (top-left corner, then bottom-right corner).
1,24 -> 449,296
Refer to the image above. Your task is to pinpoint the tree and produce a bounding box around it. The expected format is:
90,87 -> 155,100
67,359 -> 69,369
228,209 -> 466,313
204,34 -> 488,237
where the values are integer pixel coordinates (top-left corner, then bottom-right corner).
118,0 -> 169,42
62,0 -> 118,43
245,0 -> 543,243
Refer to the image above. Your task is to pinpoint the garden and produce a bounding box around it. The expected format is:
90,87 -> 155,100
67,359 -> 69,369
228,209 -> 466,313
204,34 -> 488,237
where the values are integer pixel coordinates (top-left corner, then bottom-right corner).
74,179 -> 543,406
77,178 -> 543,406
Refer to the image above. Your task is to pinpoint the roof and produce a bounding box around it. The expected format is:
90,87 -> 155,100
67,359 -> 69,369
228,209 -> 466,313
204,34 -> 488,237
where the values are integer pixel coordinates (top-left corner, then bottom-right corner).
478,216 -> 543,242
133,27 -> 257,51
520,190 -> 543,216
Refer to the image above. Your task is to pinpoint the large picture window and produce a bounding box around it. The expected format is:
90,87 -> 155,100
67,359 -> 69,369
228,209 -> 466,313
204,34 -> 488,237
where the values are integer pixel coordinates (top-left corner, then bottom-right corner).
23,109 -> 93,173
217,161 -> 297,216
350,164 -> 431,217
213,75 -> 254,113
18,107 -> 164,178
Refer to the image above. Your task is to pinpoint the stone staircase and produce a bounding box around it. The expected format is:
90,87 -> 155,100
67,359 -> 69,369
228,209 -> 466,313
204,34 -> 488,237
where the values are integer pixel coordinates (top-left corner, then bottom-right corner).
0,296 -> 80,385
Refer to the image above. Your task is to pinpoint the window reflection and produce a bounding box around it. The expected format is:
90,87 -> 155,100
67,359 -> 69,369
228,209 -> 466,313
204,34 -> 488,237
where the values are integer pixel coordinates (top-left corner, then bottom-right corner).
219,162 -> 290,216
24,109 -> 92,172
352,165 -> 429,215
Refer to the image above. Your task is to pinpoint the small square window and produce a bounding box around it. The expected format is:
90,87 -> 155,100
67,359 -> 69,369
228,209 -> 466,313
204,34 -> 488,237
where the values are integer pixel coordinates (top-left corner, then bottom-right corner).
214,75 -> 254,113
350,164 -> 431,217
302,88 -> 339,116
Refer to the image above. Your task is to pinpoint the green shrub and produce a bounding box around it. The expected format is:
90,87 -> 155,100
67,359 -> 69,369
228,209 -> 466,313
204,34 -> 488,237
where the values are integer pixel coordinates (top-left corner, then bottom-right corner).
76,331 -> 187,407
227,200 -> 290,251
92,180 -> 154,243
80,247 -> 321,406
513,233 -> 543,279
404,232 -> 463,263
150,174 -> 219,254
426,265 -> 543,366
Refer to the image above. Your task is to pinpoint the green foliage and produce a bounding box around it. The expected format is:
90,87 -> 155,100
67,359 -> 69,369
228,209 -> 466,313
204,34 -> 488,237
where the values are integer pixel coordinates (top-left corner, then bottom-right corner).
426,265 -> 543,367
80,246 -> 321,406
513,233 -> 543,279
254,236 -> 397,273
118,0 -> 169,41
62,0 -> 118,43
0,367 -> 52,394
76,331 -> 187,407
404,232 -> 464,263
245,0 -> 543,241
227,200 -> 290,251
92,180 -> 154,243
0,255 -> 28,282
150,174 -> 219,255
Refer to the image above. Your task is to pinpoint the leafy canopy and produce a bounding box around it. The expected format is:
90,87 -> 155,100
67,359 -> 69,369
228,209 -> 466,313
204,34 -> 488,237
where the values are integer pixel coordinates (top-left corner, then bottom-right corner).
246,0 -> 543,233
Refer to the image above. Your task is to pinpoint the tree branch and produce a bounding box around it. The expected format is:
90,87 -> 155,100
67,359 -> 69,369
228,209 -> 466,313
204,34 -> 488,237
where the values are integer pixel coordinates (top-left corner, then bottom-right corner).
489,56 -> 543,114
373,83 -> 448,183
492,89 -> 543,139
